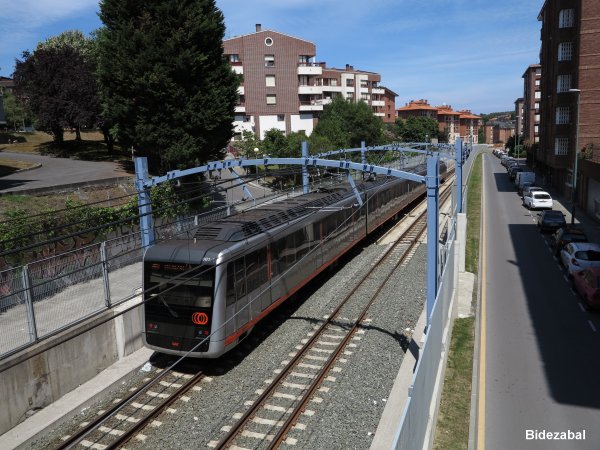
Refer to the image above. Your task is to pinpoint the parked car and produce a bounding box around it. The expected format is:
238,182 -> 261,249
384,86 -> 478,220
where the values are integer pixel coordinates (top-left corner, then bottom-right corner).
501,156 -> 513,167
560,242 -> 600,277
522,185 -> 544,198
515,171 -> 535,189
551,227 -> 588,255
572,267 -> 600,310
508,166 -> 525,180
524,191 -> 553,210
537,210 -> 566,232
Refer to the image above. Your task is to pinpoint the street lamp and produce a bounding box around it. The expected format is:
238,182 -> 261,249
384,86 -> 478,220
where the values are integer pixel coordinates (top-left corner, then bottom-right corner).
569,88 -> 581,225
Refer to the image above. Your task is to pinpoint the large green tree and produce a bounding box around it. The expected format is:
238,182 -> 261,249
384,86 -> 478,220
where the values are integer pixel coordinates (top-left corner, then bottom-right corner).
312,97 -> 384,149
13,42 -> 100,144
96,0 -> 239,172
395,116 -> 439,143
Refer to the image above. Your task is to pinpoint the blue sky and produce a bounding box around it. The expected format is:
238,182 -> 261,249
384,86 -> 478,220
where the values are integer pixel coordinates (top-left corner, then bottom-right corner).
0,0 -> 544,114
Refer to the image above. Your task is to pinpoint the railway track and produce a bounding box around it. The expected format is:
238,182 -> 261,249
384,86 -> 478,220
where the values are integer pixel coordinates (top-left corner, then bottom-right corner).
51,174 -> 454,450
54,367 -> 207,449
210,184 -> 453,449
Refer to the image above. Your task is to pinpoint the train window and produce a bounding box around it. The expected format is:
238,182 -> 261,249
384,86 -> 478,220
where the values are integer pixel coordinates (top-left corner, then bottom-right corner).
234,258 -> 246,300
226,263 -> 236,306
246,247 -> 268,292
296,228 -> 310,261
147,264 -> 214,308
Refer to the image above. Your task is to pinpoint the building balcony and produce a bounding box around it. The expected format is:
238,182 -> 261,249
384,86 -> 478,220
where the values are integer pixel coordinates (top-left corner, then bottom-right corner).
234,105 -> 246,113
298,85 -> 323,95
371,88 -> 385,95
297,63 -> 322,76
374,112 -> 385,117
232,66 -> 243,75
299,98 -> 330,111
237,86 -> 244,95
371,100 -> 385,107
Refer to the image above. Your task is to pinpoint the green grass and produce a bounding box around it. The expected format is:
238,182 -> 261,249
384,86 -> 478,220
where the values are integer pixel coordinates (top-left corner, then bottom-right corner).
433,152 -> 482,449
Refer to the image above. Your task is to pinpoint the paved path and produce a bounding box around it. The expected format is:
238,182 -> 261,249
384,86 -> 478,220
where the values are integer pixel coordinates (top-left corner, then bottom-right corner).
0,151 -> 130,193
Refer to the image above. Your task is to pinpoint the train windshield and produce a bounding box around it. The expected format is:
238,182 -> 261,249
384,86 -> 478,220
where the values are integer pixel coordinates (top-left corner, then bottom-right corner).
145,262 -> 214,308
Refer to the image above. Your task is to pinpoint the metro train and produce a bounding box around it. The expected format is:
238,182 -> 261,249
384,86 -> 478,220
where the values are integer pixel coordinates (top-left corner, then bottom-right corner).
142,162 -> 447,358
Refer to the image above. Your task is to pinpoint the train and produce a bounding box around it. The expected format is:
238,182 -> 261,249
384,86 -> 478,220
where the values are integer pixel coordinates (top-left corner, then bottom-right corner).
142,162 -> 447,358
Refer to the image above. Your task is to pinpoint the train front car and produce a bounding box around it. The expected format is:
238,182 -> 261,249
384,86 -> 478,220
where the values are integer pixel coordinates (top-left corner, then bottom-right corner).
143,240 -> 226,358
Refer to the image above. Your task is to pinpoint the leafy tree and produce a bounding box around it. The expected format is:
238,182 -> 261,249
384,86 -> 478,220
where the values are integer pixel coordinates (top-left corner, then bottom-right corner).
230,130 -> 259,159
262,128 -> 288,157
285,131 -> 307,158
395,116 -> 439,143
96,0 -> 239,173
2,91 -> 31,131
13,44 -> 100,144
313,97 -> 384,149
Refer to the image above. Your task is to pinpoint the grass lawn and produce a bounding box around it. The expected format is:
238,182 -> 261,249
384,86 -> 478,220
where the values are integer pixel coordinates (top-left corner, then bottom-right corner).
433,152 -> 482,449
0,159 -> 39,176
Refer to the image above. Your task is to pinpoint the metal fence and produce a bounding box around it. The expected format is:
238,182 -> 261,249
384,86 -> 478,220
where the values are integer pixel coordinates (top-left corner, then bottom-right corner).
393,233 -> 458,450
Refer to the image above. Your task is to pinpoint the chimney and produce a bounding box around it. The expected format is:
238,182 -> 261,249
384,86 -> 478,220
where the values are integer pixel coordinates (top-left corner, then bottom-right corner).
255,24 -> 262,32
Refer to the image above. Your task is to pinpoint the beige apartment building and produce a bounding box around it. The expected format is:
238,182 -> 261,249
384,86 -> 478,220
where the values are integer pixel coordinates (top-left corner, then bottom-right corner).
222,25 -> 396,141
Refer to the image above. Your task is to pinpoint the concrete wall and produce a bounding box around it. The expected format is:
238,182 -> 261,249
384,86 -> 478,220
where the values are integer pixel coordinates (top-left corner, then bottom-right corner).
0,302 -> 143,435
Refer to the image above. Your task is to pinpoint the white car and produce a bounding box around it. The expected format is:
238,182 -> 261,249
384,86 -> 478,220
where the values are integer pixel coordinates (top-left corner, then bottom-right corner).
560,242 -> 600,277
523,191 -> 553,210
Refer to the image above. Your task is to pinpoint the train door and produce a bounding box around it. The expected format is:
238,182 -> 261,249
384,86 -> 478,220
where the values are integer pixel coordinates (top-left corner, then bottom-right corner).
245,246 -> 271,313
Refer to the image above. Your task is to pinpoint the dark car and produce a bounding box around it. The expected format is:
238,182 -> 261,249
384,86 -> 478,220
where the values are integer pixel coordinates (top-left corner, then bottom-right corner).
551,227 -> 588,255
537,210 -> 566,233
508,166 -> 525,181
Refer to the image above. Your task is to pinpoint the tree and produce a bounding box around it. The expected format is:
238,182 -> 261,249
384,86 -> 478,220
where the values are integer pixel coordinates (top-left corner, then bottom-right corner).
96,0 -> 239,173
313,97 -> 384,149
262,128 -> 287,157
395,116 -> 439,143
230,130 -> 259,159
13,44 -> 100,144
2,91 -> 31,131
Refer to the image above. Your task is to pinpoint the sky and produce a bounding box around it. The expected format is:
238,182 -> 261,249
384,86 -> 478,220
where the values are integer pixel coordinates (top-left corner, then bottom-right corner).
0,0 -> 545,115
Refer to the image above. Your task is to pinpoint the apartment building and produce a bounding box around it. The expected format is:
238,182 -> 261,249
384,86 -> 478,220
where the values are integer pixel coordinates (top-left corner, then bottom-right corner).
222,25 -> 395,140
522,65 -> 541,146
514,97 -> 524,138
396,99 -> 481,144
538,0 -> 600,217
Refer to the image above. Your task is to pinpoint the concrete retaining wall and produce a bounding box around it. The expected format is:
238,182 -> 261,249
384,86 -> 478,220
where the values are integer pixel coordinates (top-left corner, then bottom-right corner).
0,301 -> 143,435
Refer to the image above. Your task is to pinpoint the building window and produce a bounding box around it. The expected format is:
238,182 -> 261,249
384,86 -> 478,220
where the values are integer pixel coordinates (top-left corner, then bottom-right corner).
360,80 -> 368,88
266,75 -> 275,87
346,92 -> 354,101
299,55 -> 309,65
535,79 -> 540,86
346,79 -> 354,87
555,137 -> 569,155
266,94 -> 276,105
535,68 -> 541,76
558,42 -> 573,61
559,9 -> 575,28
534,102 -> 540,110
557,74 -> 572,93
265,37 -> 273,46
361,93 -> 369,101
535,91 -> 541,99
277,114 -> 285,121
264,54 -> 275,67
555,106 -> 570,125
534,125 -> 539,133
229,54 -> 240,63
329,78 -> 338,87
298,75 -> 308,86
534,114 -> 540,122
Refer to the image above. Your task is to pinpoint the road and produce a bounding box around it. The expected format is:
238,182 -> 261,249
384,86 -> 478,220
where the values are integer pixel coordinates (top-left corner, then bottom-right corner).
0,151 -> 130,193
479,152 -> 600,449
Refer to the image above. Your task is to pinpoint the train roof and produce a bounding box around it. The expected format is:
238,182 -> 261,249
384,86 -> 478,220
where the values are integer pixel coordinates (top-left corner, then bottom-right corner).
193,186 -> 350,242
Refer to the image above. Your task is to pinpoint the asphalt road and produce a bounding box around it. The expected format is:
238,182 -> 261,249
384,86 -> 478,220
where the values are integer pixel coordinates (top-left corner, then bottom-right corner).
480,152 -> 600,449
0,151 -> 130,193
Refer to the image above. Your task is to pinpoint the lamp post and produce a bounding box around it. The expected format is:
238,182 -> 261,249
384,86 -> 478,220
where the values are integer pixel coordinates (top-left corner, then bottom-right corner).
569,88 -> 581,225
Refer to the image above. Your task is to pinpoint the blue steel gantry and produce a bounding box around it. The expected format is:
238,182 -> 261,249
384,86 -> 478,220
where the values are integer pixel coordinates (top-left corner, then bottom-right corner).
134,139 -> 468,327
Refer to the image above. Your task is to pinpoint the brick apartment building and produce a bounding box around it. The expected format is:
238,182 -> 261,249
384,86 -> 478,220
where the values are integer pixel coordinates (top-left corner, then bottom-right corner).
521,65 -> 541,146
514,97 -> 524,139
538,0 -> 600,218
396,99 -> 482,144
222,25 -> 396,141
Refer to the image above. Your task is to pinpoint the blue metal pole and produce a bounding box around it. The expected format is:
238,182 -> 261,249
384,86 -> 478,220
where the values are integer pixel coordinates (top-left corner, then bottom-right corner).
455,138 -> 463,213
426,154 -> 439,329
361,141 -> 366,165
134,157 -> 155,248
302,141 -> 309,194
